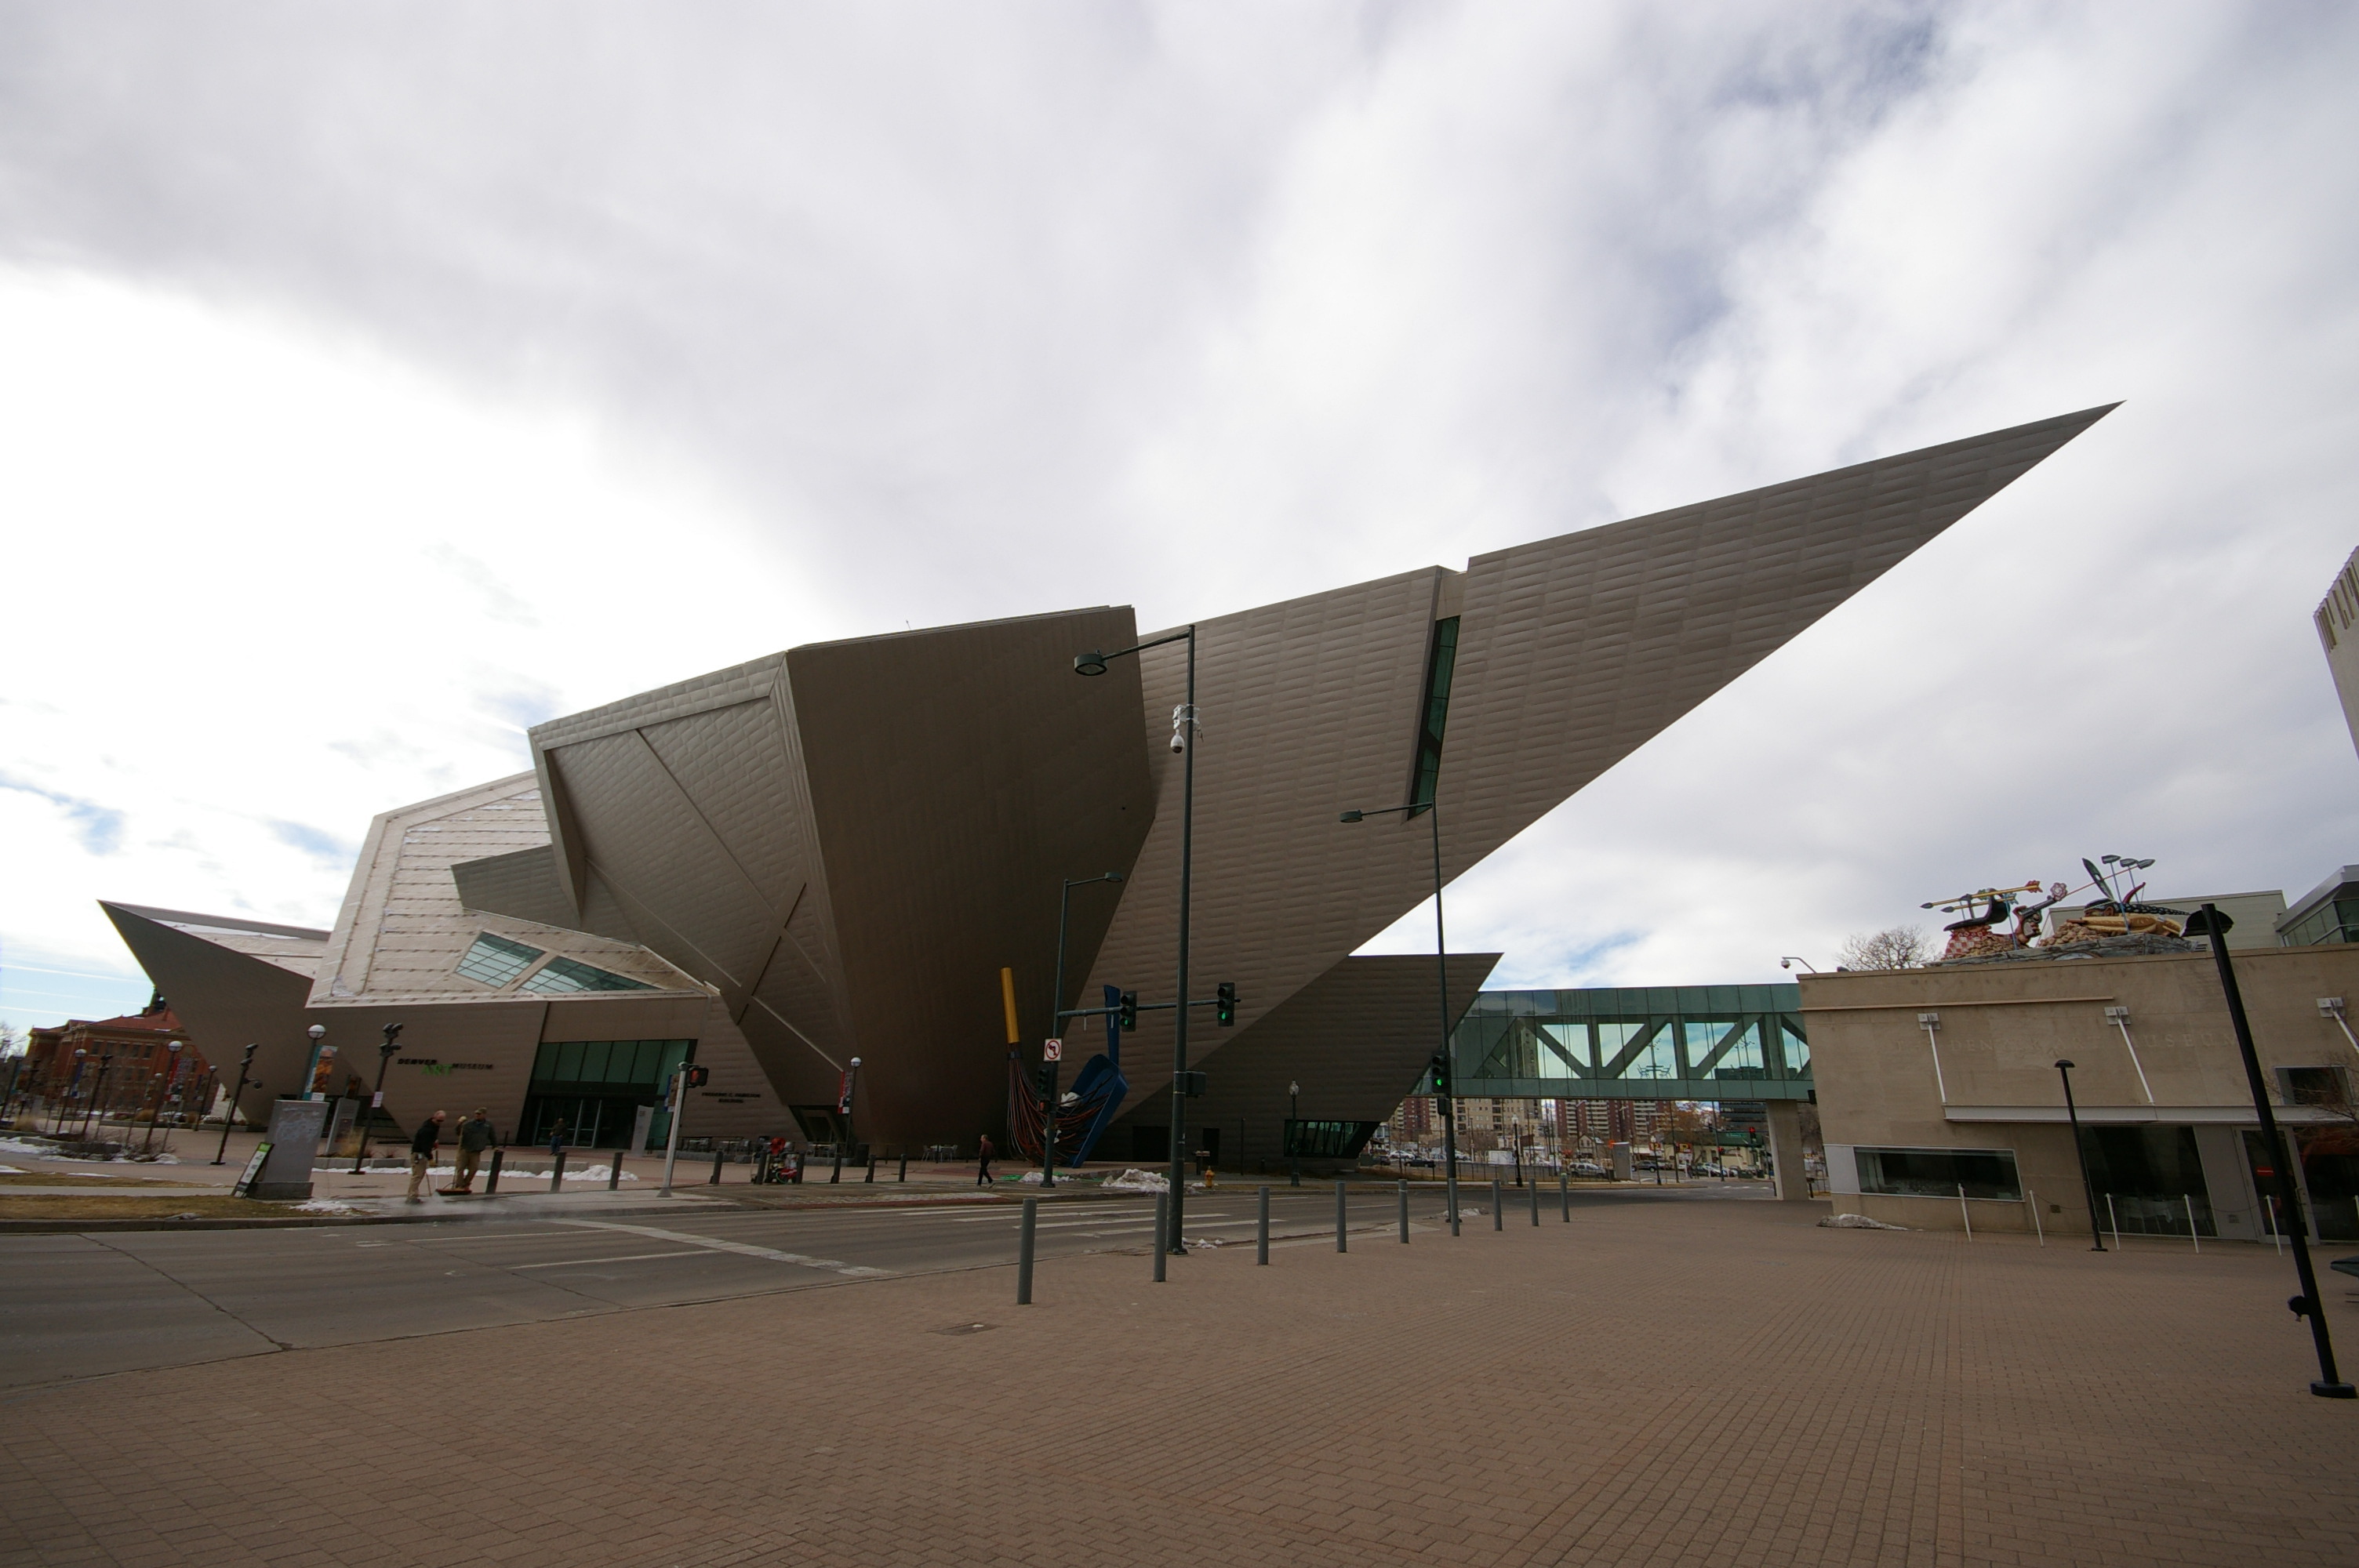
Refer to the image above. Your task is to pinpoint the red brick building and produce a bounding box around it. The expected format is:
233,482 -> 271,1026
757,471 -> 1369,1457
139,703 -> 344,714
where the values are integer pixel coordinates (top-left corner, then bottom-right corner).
23,997 -> 213,1122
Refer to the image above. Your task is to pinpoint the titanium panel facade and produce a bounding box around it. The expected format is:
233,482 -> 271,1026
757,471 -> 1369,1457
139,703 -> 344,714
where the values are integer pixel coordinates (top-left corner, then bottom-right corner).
1157,951 -> 1502,1171
106,408 -> 2112,1152
1086,405 -> 2115,1129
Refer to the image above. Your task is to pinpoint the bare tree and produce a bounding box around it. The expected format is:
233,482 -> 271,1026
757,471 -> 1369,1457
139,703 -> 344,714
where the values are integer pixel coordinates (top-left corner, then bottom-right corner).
1838,926 -> 1932,970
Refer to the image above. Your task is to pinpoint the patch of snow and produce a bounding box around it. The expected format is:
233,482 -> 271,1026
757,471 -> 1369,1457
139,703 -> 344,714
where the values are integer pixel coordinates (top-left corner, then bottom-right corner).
1103,1168 -> 1169,1192
1819,1213 -> 1910,1230
0,1164 -> 24,1174
291,1199 -> 364,1214
417,1163 -> 636,1184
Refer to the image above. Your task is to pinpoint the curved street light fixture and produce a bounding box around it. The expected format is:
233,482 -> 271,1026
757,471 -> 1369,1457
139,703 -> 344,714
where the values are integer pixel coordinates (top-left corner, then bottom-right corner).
1340,796 -> 1461,1236
1076,625 -> 1198,1255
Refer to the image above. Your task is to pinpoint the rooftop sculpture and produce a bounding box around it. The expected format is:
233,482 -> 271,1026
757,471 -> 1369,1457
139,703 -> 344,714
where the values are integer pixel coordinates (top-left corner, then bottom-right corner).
1923,854 -> 2191,965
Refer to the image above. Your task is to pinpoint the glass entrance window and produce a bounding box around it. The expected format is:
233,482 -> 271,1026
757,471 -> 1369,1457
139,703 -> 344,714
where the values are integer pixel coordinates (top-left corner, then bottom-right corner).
2294,1125 -> 2359,1241
523,1039 -> 692,1149
2080,1125 -> 2215,1236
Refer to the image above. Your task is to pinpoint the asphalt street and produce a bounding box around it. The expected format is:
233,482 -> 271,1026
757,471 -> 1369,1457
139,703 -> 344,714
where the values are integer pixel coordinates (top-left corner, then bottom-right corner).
0,1181 -> 1772,1392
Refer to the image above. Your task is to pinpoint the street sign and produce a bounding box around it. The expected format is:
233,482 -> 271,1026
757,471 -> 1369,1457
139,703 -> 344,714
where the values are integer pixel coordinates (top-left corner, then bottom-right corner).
232,1141 -> 272,1198
1043,1039 -> 1063,1062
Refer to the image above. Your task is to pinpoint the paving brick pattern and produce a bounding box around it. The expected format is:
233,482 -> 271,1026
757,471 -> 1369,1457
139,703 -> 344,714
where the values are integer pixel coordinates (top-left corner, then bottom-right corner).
3,1196 -> 2354,1566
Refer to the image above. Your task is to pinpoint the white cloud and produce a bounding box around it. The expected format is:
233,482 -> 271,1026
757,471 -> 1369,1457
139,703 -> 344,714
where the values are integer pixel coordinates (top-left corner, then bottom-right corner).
2,1 -> 2357,1020
0,270 -> 845,1016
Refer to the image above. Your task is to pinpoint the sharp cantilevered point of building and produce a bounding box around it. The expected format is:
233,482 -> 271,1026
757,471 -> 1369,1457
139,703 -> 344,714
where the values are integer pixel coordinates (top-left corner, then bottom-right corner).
107,405 -> 2116,1156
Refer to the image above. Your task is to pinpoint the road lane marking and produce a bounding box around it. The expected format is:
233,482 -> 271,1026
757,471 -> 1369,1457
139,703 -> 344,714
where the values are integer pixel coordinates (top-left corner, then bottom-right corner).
511,1250 -> 711,1269
554,1219 -> 889,1276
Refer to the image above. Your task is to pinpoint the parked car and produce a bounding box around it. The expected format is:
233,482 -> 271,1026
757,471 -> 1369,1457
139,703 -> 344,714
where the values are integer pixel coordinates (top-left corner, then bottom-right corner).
1568,1160 -> 1607,1177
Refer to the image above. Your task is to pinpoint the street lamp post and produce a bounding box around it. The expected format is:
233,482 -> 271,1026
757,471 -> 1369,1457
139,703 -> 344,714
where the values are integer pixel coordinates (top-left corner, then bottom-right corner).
1339,796 -> 1461,1235
213,1044 -> 258,1165
2054,1059 -> 2104,1252
1075,626 -> 1199,1256
2185,903 -> 2354,1398
354,1023 -> 404,1174
1043,872 -> 1125,1188
78,1053 -> 114,1142
57,1048 -> 87,1136
1289,1080 -> 1301,1187
139,1042 -> 183,1156
841,1056 -> 863,1159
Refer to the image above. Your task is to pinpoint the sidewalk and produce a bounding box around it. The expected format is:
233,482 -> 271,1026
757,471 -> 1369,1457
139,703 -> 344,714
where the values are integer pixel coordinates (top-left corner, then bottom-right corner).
3,1181 -> 2352,1566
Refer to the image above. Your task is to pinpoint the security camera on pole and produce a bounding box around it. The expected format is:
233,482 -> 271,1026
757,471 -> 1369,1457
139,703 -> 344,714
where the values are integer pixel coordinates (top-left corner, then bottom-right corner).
213,1043 -> 257,1165
354,1023 -> 403,1174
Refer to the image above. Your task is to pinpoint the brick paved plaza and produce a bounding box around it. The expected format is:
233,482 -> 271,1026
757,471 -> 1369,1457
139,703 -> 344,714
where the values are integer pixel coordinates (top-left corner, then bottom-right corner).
4,1192 -> 2355,1567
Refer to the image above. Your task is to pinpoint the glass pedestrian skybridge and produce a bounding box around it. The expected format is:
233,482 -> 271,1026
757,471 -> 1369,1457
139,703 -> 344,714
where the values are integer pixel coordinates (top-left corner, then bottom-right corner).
1449,984 -> 1811,1102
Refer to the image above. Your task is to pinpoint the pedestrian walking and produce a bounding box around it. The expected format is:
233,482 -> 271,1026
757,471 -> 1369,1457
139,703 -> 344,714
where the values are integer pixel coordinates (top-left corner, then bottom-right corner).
449,1109 -> 495,1193
976,1134 -> 995,1186
405,1110 -> 447,1203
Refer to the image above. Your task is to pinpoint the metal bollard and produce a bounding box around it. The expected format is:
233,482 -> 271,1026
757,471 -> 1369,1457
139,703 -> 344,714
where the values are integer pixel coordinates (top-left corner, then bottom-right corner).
1560,1169 -> 1569,1221
831,1149 -> 843,1184
1531,1174 -> 1541,1225
1016,1196 -> 1037,1305
1492,1178 -> 1503,1230
486,1148 -> 503,1193
1448,1167 -> 1460,1236
1336,1181 -> 1348,1253
1256,1185 -> 1270,1265
711,1148 -> 724,1185
551,1150 -> 566,1192
1154,1192 -> 1168,1282
866,1152 -> 876,1182
1398,1180 -> 1410,1243
609,1149 -> 623,1190
898,1150 -> 908,1182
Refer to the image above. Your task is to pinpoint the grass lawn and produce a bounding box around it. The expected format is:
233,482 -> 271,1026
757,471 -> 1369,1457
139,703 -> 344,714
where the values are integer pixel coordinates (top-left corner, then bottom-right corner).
0,1193 -> 318,1221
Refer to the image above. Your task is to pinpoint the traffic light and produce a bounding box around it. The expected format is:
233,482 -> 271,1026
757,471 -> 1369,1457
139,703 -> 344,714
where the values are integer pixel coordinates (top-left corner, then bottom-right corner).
685,1065 -> 711,1088
1118,990 -> 1139,1030
1215,982 -> 1237,1026
1428,1051 -> 1450,1098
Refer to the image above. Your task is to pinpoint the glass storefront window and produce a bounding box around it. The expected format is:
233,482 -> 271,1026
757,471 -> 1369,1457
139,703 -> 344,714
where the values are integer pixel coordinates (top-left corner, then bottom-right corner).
1856,1145 -> 2022,1201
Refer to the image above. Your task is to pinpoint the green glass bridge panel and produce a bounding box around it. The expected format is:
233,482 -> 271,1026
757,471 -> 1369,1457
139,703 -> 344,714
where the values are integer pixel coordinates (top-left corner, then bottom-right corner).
1448,986 -> 1811,1102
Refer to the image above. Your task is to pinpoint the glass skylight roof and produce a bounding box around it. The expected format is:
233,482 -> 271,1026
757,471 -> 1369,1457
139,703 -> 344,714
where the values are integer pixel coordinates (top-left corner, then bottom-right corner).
455,932 -> 545,988
520,955 -> 656,993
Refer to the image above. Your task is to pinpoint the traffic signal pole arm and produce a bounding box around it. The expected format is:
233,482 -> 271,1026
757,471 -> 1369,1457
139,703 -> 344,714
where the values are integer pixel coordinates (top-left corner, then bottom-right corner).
1054,993 -> 1237,1023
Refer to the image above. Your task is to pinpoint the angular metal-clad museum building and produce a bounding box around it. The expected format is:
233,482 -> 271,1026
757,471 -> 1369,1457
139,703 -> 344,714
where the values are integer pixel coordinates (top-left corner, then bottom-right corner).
107,406 -> 2113,1156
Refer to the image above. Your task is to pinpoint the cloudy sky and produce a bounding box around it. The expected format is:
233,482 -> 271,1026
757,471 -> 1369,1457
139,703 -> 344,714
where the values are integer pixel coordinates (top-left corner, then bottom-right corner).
5,1 -> 2358,1032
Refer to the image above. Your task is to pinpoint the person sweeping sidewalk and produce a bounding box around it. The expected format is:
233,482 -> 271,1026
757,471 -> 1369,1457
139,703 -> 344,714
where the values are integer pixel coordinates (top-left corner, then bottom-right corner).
405,1110 -> 447,1203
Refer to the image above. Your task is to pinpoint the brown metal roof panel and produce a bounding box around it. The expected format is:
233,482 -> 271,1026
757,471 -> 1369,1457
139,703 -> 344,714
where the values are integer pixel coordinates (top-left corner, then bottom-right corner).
787,605 -> 1150,1146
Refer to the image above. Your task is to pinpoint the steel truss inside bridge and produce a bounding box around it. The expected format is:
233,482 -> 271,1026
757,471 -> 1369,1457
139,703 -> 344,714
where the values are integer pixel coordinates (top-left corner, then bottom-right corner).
1448,985 -> 1811,1102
